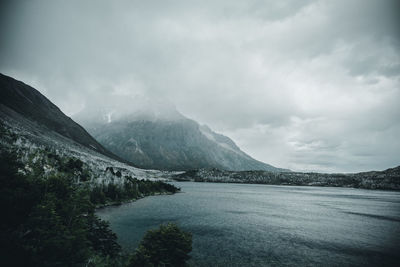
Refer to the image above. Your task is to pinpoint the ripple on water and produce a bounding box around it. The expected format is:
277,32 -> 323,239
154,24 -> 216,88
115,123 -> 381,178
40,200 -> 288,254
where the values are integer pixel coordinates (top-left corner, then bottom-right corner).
97,182 -> 400,266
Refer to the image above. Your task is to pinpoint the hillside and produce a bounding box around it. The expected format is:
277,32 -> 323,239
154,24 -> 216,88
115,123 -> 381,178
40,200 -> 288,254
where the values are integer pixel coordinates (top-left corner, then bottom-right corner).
0,73 -> 123,162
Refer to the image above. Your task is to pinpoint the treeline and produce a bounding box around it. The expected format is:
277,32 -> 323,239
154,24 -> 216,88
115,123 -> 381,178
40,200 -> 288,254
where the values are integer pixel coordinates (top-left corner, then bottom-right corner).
25,147 -> 180,206
176,167 -> 400,190
0,149 -> 186,266
90,178 -> 180,206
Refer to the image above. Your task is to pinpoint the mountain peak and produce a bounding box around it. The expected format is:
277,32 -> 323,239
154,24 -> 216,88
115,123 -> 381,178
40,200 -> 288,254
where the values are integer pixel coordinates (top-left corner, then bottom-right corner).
76,99 -> 286,172
76,94 -> 185,125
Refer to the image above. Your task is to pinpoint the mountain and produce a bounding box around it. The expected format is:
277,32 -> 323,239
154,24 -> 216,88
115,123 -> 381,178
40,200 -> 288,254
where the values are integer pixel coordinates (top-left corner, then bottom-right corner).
0,72 -> 285,172
0,73 -> 177,181
0,73 -> 122,161
75,99 -> 287,172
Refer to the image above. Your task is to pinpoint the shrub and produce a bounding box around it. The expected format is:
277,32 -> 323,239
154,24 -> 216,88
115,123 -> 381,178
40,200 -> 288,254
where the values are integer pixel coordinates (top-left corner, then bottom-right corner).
129,223 -> 192,267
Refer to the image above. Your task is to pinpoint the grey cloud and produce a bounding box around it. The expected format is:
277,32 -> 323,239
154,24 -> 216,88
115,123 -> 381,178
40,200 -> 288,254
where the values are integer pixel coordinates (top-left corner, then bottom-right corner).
0,0 -> 399,172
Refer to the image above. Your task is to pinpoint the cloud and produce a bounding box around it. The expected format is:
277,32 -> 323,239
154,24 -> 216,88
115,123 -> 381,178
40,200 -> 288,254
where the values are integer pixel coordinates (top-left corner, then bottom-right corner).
0,0 -> 399,172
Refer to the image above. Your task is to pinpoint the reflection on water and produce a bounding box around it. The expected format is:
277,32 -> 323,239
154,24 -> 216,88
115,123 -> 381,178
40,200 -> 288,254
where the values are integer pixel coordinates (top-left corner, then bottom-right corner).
97,182 -> 400,266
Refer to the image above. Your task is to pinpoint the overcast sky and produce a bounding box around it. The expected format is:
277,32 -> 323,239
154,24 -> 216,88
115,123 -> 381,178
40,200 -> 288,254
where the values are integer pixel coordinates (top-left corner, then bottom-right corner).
1,0 -> 399,172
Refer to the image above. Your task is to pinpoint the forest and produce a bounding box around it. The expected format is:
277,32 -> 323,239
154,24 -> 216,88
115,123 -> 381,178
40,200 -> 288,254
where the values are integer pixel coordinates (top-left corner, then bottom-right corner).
0,148 -> 191,266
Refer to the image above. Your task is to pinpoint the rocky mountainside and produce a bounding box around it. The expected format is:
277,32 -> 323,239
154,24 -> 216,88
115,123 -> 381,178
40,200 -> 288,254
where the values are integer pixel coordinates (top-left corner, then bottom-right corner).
76,104 -> 287,172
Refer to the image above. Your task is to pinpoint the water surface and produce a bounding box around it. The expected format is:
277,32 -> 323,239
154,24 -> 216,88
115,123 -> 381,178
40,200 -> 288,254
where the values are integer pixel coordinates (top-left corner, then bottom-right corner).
97,182 -> 400,266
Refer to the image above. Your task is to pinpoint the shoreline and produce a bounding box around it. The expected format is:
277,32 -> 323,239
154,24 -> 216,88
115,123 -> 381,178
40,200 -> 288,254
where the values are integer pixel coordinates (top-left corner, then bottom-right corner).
172,179 -> 400,192
95,191 -> 177,210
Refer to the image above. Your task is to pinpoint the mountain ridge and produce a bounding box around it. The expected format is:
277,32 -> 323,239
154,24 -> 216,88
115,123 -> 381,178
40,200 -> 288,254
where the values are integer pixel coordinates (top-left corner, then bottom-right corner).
76,105 -> 288,172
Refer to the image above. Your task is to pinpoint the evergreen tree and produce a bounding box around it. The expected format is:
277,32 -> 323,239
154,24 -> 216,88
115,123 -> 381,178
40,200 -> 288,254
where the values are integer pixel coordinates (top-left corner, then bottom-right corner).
129,223 -> 192,267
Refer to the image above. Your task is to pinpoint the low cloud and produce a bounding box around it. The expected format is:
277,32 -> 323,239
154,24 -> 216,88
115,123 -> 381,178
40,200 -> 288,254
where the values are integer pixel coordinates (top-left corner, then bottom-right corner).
1,0 -> 399,172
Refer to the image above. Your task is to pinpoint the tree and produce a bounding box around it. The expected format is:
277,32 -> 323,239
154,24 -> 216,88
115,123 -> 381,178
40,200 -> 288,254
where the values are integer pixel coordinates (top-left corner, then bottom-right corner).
129,223 -> 192,267
0,149 -> 121,266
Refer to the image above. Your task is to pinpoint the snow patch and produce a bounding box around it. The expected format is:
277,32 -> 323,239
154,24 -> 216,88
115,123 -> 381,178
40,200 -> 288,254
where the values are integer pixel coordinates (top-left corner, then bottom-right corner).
106,112 -> 113,123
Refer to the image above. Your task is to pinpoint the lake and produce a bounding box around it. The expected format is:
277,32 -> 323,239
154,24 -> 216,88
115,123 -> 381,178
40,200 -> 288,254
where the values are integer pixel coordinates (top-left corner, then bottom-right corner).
97,182 -> 400,266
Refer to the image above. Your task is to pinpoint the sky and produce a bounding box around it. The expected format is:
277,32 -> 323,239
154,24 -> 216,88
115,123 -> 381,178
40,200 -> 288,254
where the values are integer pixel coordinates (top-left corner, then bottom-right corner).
1,0 -> 399,173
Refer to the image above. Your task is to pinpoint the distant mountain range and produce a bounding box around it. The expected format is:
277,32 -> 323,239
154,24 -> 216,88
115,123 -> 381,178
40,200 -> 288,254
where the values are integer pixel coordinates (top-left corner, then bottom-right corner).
75,99 -> 287,172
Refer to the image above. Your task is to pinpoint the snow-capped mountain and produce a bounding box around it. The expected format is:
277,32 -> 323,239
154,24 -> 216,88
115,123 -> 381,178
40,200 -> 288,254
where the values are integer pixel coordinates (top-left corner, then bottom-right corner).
75,98 -> 287,172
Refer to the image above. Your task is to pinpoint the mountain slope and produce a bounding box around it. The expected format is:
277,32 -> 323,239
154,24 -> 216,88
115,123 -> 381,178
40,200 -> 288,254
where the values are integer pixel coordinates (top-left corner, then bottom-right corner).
76,105 -> 287,172
0,73 -> 122,162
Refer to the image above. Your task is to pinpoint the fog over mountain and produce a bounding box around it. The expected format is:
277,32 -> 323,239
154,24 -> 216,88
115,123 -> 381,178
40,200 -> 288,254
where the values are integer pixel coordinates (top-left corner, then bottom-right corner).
1,0 -> 399,172
75,95 -> 286,171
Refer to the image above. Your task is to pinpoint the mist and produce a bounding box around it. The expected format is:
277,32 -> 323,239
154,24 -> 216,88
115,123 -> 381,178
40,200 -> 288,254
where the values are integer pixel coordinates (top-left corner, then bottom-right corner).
1,0 -> 399,172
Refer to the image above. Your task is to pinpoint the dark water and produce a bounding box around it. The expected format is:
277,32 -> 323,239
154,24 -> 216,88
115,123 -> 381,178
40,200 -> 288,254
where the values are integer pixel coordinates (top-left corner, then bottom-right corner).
97,182 -> 400,266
